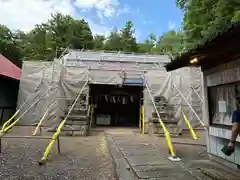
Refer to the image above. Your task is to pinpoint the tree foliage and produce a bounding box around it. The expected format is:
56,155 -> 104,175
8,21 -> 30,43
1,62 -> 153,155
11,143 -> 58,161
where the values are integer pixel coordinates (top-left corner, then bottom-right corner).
1,2 -> 240,66
104,28 -> 123,51
153,31 -> 185,57
0,13 -> 186,65
93,35 -> 105,50
138,33 -> 157,53
120,21 -> 139,52
0,25 -> 23,67
176,0 -> 240,49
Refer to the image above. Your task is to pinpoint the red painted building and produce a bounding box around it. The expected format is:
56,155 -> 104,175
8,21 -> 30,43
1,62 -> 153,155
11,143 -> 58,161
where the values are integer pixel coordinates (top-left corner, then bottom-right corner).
0,55 -> 21,125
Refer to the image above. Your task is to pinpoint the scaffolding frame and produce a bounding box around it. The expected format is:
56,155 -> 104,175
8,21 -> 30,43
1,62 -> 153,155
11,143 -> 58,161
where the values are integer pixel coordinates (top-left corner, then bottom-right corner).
0,49 -> 204,164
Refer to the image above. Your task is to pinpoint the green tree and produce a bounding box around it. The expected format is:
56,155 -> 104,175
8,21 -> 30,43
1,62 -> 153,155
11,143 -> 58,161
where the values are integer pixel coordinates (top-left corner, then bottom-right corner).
120,21 -> 139,52
138,33 -> 157,53
0,25 -> 22,66
19,13 -> 94,61
176,0 -> 240,49
153,30 -> 185,57
47,13 -> 94,50
68,19 -> 94,49
104,28 -> 123,51
93,35 -> 105,50
18,25 -> 55,61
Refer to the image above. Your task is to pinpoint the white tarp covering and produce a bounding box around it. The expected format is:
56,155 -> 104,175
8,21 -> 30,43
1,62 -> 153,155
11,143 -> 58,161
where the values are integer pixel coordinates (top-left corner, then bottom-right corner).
16,50 -> 203,132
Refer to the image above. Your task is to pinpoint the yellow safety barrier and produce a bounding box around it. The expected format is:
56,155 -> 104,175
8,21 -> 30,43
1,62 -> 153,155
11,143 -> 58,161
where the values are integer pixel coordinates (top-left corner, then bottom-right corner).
38,119 -> 65,165
143,76 -> 180,161
1,109 -> 20,131
38,78 -> 89,165
157,117 -> 176,157
141,106 -> 145,134
0,86 -> 58,138
182,111 -> 198,140
139,108 -> 141,130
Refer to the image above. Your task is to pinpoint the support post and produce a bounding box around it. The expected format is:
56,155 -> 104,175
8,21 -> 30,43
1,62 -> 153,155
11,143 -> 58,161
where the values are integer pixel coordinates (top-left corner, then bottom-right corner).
0,137 -> 1,153
141,106 -> 145,134
57,136 -> 60,154
0,108 -> 4,127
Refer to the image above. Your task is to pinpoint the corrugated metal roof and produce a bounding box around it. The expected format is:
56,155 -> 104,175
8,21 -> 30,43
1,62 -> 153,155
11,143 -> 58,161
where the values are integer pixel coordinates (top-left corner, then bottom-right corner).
0,55 -> 21,80
64,50 -> 170,64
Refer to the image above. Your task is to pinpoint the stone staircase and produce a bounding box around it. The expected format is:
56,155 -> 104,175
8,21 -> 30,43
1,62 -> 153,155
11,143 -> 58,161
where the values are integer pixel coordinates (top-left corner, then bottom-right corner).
148,96 -> 180,136
60,94 -> 91,136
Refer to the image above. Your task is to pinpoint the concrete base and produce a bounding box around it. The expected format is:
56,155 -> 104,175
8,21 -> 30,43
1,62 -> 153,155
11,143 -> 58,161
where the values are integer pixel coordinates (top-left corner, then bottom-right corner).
209,153 -> 239,170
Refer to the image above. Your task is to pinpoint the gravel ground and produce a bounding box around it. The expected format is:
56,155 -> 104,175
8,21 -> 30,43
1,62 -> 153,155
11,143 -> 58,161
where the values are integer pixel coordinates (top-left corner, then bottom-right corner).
0,128 -> 116,180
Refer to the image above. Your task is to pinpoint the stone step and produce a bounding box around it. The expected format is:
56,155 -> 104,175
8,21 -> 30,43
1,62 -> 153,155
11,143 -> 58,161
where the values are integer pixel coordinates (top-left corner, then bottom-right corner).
62,125 -> 88,131
60,131 -> 87,136
148,125 -> 179,135
149,117 -> 178,124
149,123 -> 178,128
67,104 -> 87,110
65,120 -> 89,125
65,108 -> 88,115
60,115 -> 89,121
152,112 -> 173,117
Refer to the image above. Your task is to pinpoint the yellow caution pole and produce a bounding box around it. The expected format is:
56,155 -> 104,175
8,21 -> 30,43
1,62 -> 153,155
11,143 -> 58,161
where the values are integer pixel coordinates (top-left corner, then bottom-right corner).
142,106 -> 145,134
38,119 -> 66,165
0,86 -> 58,138
139,107 -> 141,130
182,111 -> 198,140
143,75 -> 180,161
1,109 -> 20,131
157,117 -> 176,157
38,77 -> 89,165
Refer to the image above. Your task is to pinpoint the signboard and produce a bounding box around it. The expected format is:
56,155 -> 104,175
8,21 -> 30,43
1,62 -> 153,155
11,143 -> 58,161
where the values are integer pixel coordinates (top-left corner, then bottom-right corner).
96,114 -> 111,125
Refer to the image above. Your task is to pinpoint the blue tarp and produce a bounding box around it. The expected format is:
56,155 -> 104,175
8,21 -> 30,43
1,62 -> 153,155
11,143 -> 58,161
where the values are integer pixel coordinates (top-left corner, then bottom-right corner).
123,79 -> 145,86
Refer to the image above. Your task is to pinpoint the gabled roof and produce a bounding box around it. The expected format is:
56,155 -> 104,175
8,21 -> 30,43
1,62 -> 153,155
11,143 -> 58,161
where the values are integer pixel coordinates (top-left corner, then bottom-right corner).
0,55 -> 21,80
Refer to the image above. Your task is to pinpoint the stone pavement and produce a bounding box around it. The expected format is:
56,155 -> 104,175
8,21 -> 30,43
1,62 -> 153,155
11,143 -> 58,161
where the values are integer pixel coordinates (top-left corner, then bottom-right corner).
105,128 -> 240,180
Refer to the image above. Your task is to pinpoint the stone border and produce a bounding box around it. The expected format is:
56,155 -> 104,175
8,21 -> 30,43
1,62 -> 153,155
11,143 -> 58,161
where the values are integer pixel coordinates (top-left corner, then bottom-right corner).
105,134 -> 137,180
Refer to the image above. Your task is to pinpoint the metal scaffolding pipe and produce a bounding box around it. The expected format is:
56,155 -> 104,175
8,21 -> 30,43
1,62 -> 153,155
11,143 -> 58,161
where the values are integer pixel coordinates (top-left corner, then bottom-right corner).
191,86 -> 203,103
172,83 -> 206,128
65,65 -> 151,72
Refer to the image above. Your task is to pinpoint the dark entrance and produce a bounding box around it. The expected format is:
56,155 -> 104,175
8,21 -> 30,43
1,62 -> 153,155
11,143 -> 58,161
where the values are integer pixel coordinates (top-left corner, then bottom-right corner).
89,84 -> 143,127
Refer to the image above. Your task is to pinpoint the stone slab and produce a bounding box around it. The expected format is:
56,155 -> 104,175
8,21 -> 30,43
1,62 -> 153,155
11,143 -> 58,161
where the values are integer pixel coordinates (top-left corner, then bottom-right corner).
135,170 -> 195,179
131,164 -> 178,172
127,155 -> 169,166
121,150 -> 160,156
106,135 -> 136,180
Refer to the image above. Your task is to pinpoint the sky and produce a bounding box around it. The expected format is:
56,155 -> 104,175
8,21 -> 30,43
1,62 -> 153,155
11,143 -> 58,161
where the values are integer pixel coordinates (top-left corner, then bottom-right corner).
0,0 -> 183,42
